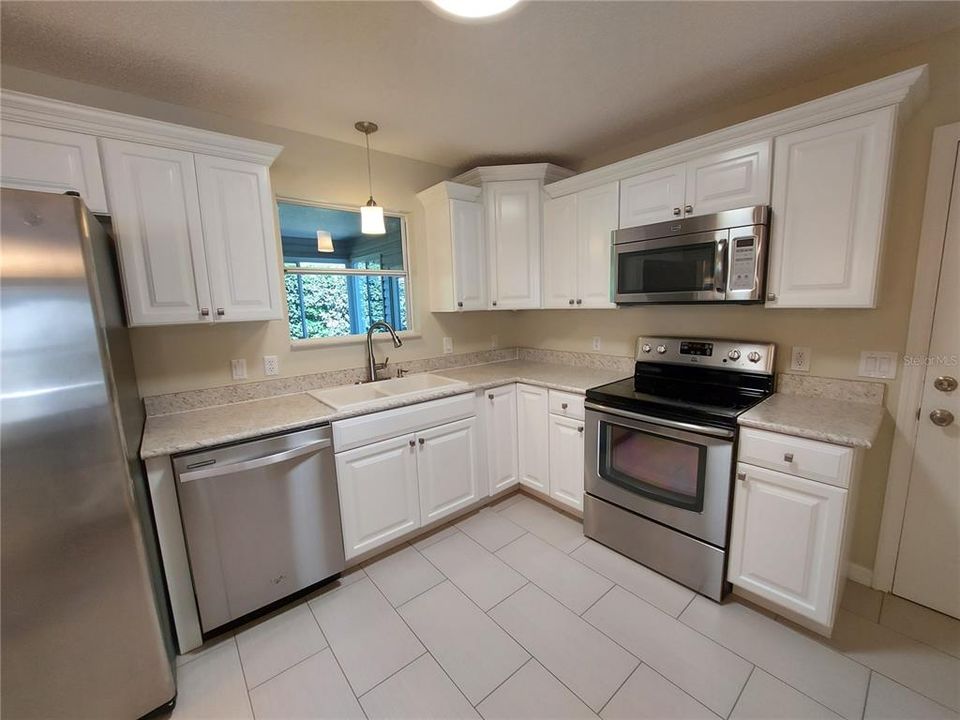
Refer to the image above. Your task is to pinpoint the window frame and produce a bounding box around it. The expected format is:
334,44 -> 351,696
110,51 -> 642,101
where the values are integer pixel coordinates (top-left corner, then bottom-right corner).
277,196 -> 417,348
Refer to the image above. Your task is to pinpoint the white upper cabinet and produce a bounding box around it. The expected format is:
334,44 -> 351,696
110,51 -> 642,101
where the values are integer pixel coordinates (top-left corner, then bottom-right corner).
517,384 -> 550,492
0,121 -> 108,214
619,163 -> 686,228
100,139 -> 213,326
195,155 -> 281,322
542,193 -> 579,308
684,141 -> 771,217
766,107 -> 896,309
485,179 -> 542,309
417,182 -> 486,312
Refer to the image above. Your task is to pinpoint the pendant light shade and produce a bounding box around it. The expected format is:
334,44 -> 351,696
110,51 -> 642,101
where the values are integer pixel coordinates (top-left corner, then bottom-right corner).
316,230 -> 334,253
356,121 -> 386,235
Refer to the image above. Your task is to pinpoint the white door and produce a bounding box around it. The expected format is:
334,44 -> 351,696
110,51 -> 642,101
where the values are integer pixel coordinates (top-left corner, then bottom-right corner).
195,154 -> 281,322
517,384 -> 549,492
728,463 -> 847,627
486,180 -> 541,309
417,417 -> 480,524
766,107 -> 895,308
1,121 -> 108,213
893,143 -> 960,620
549,414 -> 585,512
576,181 -> 619,308
485,385 -> 519,494
619,163 -> 685,228
541,194 -> 578,308
335,434 -> 420,560
99,139 -> 212,326
450,199 -> 486,311
684,140 -> 771,217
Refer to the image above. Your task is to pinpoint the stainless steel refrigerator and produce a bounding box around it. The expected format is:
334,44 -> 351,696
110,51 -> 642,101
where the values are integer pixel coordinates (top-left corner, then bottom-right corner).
1,189 -> 176,718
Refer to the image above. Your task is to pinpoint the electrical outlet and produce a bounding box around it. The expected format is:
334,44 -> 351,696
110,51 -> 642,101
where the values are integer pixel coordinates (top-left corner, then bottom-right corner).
443,336 -> 454,354
790,346 -> 811,372
263,355 -> 280,376
491,334 -> 499,349
592,336 -> 601,351
859,351 -> 898,379
230,359 -> 247,380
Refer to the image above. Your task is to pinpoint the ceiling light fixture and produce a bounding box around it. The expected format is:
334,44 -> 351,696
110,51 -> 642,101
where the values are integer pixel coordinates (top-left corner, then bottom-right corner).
355,121 -> 386,235
428,0 -> 521,20
316,230 -> 334,253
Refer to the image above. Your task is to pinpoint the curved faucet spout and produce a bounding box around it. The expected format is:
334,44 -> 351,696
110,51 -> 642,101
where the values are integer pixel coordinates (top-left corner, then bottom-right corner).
367,321 -> 403,382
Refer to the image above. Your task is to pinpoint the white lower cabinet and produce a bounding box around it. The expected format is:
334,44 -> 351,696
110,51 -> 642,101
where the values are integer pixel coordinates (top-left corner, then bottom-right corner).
517,384 -> 550,492
335,434 -> 421,561
485,385 -> 520,494
728,461 -> 849,632
548,414 -> 585,511
417,417 -> 480,525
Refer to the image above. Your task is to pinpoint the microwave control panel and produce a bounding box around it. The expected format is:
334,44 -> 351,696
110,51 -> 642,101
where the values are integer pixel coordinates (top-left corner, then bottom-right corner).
729,235 -> 757,291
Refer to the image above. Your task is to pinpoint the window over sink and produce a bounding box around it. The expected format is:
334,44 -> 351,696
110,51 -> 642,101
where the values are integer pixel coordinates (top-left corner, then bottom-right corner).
279,200 -> 410,341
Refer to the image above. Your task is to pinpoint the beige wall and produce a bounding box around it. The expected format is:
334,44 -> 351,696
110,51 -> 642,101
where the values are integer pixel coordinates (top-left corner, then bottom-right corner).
514,28 -> 960,569
0,66 -> 518,398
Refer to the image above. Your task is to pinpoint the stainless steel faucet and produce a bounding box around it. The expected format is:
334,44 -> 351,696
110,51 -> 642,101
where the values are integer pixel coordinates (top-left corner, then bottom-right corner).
366,321 -> 403,382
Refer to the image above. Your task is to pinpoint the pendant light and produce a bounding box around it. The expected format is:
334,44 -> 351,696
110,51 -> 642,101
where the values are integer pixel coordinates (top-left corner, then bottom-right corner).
316,230 -> 334,253
355,121 -> 386,235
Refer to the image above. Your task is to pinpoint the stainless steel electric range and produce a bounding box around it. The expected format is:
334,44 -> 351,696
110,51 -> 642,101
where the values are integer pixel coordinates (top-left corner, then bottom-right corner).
583,336 -> 775,601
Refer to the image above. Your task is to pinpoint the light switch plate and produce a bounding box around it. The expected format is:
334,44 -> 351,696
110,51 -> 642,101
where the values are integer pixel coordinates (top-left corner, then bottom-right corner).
592,336 -> 601,351
230,359 -> 247,380
263,355 -> 280,376
443,337 -> 454,354
859,351 -> 897,379
790,346 -> 811,372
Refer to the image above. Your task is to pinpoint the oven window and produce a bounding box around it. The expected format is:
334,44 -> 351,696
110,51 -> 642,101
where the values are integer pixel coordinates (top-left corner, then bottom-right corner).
598,422 -> 706,511
618,241 -> 716,294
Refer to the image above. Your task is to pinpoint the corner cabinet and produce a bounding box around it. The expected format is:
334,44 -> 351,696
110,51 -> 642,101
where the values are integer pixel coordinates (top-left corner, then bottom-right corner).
484,384 -> 520,494
485,180 -> 542,309
517,384 -> 550,492
765,107 -> 896,309
101,139 -> 282,325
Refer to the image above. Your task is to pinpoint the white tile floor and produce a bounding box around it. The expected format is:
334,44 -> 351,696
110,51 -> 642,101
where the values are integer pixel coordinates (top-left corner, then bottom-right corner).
168,494 -> 960,720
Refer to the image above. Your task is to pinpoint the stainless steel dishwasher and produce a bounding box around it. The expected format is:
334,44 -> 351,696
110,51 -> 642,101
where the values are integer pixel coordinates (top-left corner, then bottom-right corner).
173,425 -> 344,635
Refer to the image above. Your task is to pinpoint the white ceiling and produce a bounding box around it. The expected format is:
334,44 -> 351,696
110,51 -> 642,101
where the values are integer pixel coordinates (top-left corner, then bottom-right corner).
2,1 -> 958,170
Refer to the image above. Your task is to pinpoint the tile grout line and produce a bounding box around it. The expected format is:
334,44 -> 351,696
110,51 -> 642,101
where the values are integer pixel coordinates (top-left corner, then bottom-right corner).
596,660 -> 641,716
471,657 -> 535,709
229,636 -> 258,720
860,671 -> 873,720
244,646 -> 327,693
724,664 -> 755,720
578,583 -> 616,618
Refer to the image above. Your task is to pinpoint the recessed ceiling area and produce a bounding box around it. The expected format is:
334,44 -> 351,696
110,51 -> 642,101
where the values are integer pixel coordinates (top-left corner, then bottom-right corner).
2,1 -> 958,169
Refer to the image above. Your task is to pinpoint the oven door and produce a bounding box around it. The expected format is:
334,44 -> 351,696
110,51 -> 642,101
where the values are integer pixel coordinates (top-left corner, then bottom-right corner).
584,404 -> 734,548
614,230 -> 729,303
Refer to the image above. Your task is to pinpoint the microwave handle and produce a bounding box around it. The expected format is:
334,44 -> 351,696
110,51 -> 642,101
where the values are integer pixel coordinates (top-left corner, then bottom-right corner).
714,237 -> 728,293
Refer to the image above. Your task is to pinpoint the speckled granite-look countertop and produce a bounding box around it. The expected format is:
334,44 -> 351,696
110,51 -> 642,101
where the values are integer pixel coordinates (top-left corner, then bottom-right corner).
738,393 -> 885,448
140,360 -> 628,459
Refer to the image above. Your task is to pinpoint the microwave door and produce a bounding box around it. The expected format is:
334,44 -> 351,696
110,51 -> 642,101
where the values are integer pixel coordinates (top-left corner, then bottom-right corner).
614,230 -> 727,303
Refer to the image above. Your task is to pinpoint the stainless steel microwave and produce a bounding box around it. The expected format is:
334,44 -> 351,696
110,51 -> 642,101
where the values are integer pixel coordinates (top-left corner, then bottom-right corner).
613,206 -> 770,304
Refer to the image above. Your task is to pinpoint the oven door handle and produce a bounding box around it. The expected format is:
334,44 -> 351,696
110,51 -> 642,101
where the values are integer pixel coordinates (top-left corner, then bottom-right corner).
584,402 -> 736,439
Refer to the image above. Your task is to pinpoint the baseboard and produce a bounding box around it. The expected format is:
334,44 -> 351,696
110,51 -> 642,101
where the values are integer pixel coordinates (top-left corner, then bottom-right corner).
847,562 -> 874,586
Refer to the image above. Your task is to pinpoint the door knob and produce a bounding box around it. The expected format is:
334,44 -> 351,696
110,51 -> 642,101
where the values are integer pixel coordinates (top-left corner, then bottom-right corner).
409,439 -> 416,448
934,376 -> 958,392
491,301 -> 498,307
673,207 -> 681,216
200,307 -> 210,317
736,471 -> 746,481
216,307 -> 225,316
569,299 -> 575,305
930,409 -> 955,427
561,402 -> 568,410
578,426 -> 584,433
418,437 -> 426,446
457,301 -> 464,308
488,393 -> 494,400
576,299 -> 582,305
783,453 -> 794,463
685,205 -> 693,214
766,292 -> 777,302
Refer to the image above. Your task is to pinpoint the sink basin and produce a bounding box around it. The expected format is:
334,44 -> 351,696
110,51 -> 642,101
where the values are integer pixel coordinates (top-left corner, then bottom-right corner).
309,373 -> 466,411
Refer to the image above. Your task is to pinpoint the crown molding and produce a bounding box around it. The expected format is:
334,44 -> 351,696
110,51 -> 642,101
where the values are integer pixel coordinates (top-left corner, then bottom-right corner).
0,90 -> 284,166
453,162 -> 576,187
545,65 -> 928,198
416,180 -> 482,205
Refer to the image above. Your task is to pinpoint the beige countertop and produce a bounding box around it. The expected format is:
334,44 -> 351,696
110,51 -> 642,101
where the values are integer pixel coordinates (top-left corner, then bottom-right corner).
140,360 -> 628,459
738,393 -> 885,448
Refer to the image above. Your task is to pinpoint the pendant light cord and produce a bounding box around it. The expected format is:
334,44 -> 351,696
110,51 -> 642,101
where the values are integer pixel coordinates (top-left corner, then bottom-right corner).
364,132 -> 374,201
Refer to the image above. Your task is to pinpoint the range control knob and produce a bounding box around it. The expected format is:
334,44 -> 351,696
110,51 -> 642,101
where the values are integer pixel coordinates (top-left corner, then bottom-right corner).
728,349 -> 741,361
747,351 -> 762,363
656,344 -> 667,354
641,343 -> 652,353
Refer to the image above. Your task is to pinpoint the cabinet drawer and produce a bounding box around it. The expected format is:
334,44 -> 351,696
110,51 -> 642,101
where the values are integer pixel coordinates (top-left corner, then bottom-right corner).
738,427 -> 854,488
548,390 -> 585,420
333,393 -> 475,453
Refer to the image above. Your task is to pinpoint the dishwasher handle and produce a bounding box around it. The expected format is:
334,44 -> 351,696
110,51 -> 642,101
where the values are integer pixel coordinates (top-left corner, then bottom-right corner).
178,439 -> 332,483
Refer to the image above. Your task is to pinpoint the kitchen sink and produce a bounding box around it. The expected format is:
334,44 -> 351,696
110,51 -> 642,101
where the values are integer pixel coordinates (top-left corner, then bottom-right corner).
309,373 -> 466,411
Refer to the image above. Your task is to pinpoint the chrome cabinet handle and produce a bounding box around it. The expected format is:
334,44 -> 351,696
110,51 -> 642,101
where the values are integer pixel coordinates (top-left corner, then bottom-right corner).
685,205 -> 693,214
200,307 -> 210,317
783,452 -> 794,462
673,207 -> 681,216
409,439 -> 416,448
930,409 -> 955,427
578,426 -> 584,433
766,292 -> 777,302
934,376 -> 958,392
216,307 -> 225,316
736,471 -> 746,481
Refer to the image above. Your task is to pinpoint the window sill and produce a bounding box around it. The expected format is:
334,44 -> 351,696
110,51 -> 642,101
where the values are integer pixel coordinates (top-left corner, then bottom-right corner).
290,331 -> 422,350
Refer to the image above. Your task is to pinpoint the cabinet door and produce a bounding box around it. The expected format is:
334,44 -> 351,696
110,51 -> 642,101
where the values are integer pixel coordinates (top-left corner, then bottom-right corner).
417,417 -> 480,524
619,163 -> 685,228
684,140 -> 771,217
548,414 -> 586,512
766,107 -> 895,308
486,180 -> 541,309
335,434 -> 420,560
195,155 -> 282,322
100,139 -> 212,326
728,463 -> 847,627
484,385 -> 519,494
576,182 -> 619,308
516,384 -> 550,492
541,194 -> 578,308
450,199 -> 487,311
1,121 -> 108,214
